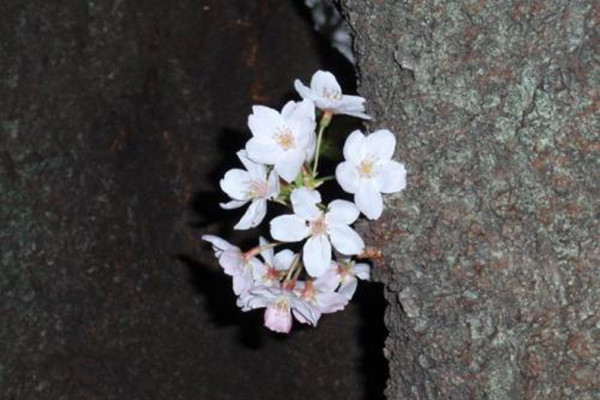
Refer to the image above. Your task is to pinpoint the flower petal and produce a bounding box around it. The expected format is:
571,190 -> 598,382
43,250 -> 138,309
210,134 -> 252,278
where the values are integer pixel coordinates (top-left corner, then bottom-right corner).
237,149 -> 266,178
314,268 -> 340,292
292,308 -> 317,325
202,235 -> 237,252
310,70 -> 342,100
273,249 -> 295,271
339,109 -> 372,120
270,215 -> 309,242
287,116 -> 315,153
315,291 -> 349,313
354,263 -> 371,280
328,224 -> 365,255
266,169 -> 280,198
376,160 -> 407,193
274,149 -> 305,183
343,130 -> 366,164
259,236 -> 274,265
365,129 -> 396,161
219,199 -> 247,210
338,95 -> 366,111
291,187 -> 322,220
220,250 -> 245,276
239,288 -> 270,311
280,100 -> 297,119
355,181 -> 383,220
220,169 -> 251,200
286,98 -> 316,122
233,199 -> 267,230
326,199 -> 359,225
248,105 -> 283,140
305,129 -> 317,161
232,267 -> 253,295
245,137 -> 281,165
290,297 -> 320,325
338,95 -> 371,120
248,285 -> 278,300
338,276 -> 358,299
294,79 -> 317,102
335,161 -> 360,194
303,235 -> 332,277
264,303 -> 292,333
251,259 -> 268,281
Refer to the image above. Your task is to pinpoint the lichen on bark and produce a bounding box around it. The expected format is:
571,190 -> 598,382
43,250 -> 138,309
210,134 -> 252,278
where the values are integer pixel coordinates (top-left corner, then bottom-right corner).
341,1 -> 599,398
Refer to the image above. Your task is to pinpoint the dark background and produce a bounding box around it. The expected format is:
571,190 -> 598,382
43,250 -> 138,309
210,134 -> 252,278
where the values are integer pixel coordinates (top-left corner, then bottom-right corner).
0,1 -> 386,399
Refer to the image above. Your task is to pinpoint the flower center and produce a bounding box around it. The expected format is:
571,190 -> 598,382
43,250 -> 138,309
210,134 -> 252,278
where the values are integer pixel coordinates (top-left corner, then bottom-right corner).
275,297 -> 290,312
358,159 -> 375,178
321,87 -> 342,101
301,280 -> 316,302
283,280 -> 296,291
309,214 -> 327,236
248,179 -> 270,199
337,263 -> 350,278
266,266 -> 280,282
274,126 -> 296,150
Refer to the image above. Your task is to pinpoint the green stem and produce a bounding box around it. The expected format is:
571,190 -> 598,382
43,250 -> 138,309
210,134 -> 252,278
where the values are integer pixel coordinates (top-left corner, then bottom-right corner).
291,261 -> 303,281
311,111 -> 333,177
283,254 -> 301,282
245,242 -> 282,259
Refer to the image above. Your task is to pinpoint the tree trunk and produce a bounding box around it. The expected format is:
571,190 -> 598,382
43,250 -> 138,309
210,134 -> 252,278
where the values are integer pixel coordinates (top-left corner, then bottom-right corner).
0,2 -> 381,399
341,1 -> 599,398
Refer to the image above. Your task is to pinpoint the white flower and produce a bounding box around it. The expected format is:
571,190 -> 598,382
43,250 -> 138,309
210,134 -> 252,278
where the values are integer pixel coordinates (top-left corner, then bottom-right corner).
269,187 -> 364,277
335,129 -> 407,220
243,284 -> 320,333
325,257 -> 370,300
202,235 -> 261,295
294,273 -> 349,324
252,237 -> 295,288
294,70 -> 370,119
220,150 -> 279,230
246,99 -> 316,182
235,237 -> 296,311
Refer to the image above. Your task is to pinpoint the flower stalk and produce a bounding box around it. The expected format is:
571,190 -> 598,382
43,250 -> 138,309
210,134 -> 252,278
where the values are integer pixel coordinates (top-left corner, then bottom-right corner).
311,110 -> 333,177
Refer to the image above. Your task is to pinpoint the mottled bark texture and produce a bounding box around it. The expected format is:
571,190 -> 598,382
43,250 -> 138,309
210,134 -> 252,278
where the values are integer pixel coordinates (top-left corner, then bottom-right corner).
341,1 -> 599,399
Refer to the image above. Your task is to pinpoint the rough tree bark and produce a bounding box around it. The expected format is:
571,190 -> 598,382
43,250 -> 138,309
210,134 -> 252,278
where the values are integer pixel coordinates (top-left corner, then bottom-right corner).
341,1 -> 599,399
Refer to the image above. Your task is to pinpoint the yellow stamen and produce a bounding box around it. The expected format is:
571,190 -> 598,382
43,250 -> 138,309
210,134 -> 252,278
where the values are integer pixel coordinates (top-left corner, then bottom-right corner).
248,179 -> 269,198
275,298 -> 289,311
358,160 -> 375,178
321,88 -> 342,101
274,126 -> 296,150
309,214 -> 327,235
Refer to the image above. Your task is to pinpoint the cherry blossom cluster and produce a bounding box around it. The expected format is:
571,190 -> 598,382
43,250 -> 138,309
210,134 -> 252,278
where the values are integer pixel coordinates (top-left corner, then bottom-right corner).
203,71 -> 407,333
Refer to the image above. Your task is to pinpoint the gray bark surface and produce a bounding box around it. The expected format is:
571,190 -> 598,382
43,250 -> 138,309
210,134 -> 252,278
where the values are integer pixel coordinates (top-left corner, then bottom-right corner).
341,1 -> 599,398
